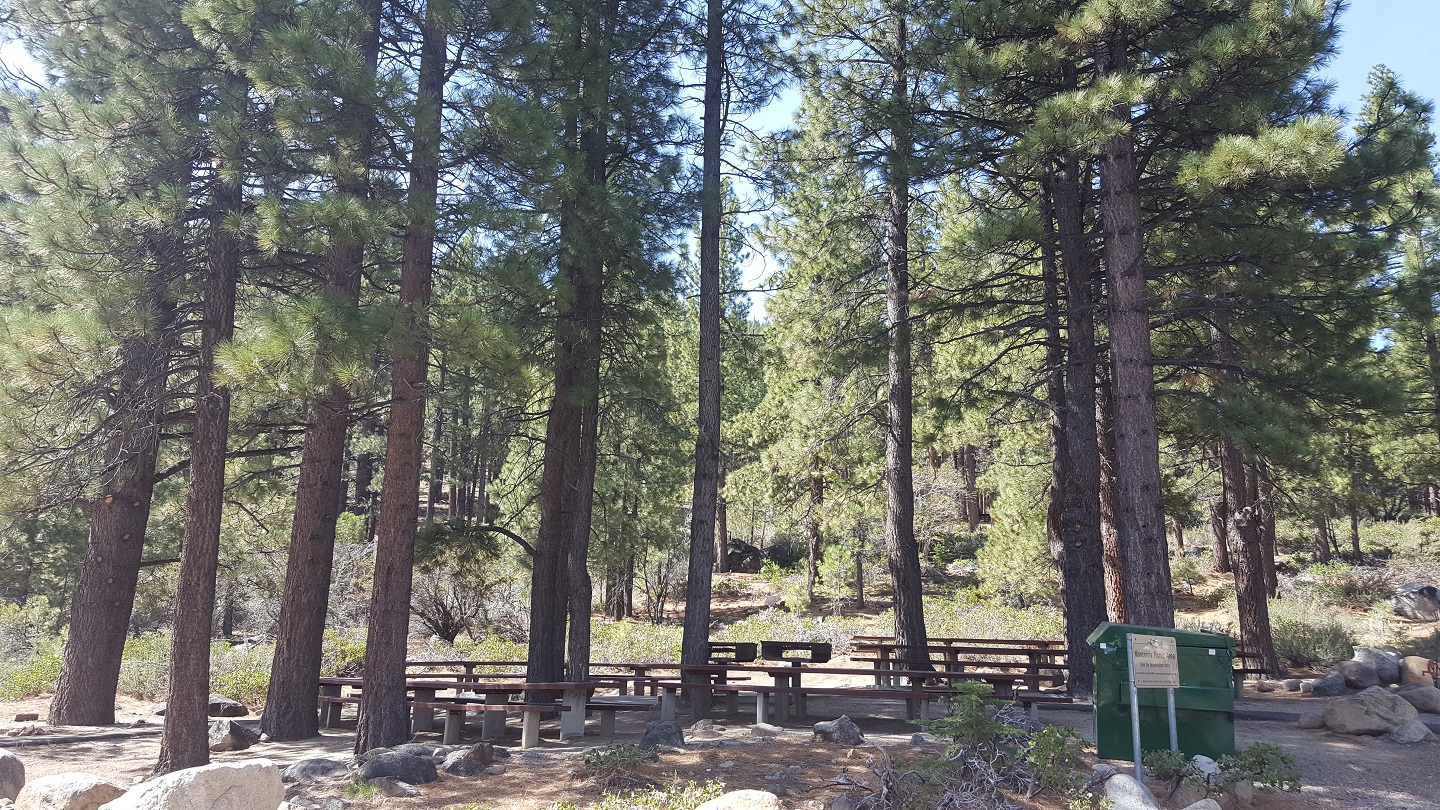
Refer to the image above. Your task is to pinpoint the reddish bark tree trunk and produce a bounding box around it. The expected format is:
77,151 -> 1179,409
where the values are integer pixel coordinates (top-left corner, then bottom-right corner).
262,0 -> 381,741
353,7 -> 443,752
156,95 -> 243,772
1096,33 -> 1172,626
1097,370 -> 1126,623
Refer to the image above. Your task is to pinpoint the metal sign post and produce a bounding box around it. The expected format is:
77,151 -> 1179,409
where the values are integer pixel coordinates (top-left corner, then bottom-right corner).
1127,633 -> 1181,779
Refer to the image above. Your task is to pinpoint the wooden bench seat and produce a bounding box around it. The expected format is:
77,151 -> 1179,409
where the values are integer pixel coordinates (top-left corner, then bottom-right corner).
317,695 -> 569,748
659,679 -> 1071,724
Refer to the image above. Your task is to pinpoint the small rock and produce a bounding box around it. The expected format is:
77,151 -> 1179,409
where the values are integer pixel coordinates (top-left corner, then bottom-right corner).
1397,686 -> 1440,714
206,694 -> 249,718
1190,755 -> 1221,781
1282,679 -> 1303,692
1310,670 -> 1347,697
1401,656 -> 1437,687
695,790 -> 783,810
764,770 -> 786,781
813,716 -> 864,746
207,719 -> 260,753
690,719 -> 716,731
1255,681 -> 1277,693
319,798 -> 348,810
1298,710 -> 1326,729
357,753 -> 438,785
366,778 -> 418,798
1102,773 -> 1159,809
1354,648 -> 1402,685
719,761 -> 735,769
1299,680 -> 1315,694
148,704 -> 167,716
280,758 -> 348,783
828,795 -> 861,810
639,721 -> 685,750
751,724 -> 784,738
440,759 -> 490,778
15,773 -> 124,810
9,716 -> 36,725
1336,660 -> 1380,690
490,747 -> 510,759
1388,719 -> 1435,744
1223,779 -> 1255,805
0,750 -> 23,801
1170,781 -> 1208,808
1180,801 -> 1223,810
457,743 -> 493,764
909,733 -> 927,745
484,765 -> 506,776
1393,583 -> 1440,621
391,743 -> 445,762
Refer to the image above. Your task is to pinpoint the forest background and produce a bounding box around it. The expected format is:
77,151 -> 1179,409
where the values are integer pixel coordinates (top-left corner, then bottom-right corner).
0,0 -> 1439,775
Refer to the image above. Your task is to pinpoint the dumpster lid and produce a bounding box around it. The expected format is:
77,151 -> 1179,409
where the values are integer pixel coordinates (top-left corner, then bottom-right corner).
1086,621 -> 1236,650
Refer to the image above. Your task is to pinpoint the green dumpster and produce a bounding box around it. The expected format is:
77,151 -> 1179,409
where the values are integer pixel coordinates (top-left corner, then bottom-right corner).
1088,622 -> 1236,760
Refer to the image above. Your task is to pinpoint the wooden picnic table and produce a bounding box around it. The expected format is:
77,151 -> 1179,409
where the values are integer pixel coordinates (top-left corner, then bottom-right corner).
671,662 -> 1060,724
318,676 -> 652,743
848,641 -> 1068,687
850,635 -> 1065,648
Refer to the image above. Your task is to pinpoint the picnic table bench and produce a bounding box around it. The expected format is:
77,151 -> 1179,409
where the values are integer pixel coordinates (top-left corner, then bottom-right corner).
666,663 -> 1070,724
848,641 -> 1068,687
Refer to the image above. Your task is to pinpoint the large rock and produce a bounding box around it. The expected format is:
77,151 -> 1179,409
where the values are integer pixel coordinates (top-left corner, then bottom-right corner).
390,744 -> 446,762
1309,670 -> 1347,697
1387,719 -> 1435,744
206,695 -> 248,718
207,720 -> 260,753
279,759 -> 347,783
1180,801 -> 1223,810
356,753 -> 437,785
1393,583 -> 1440,621
638,721 -> 685,751
723,541 -> 764,574
1353,648 -> 1401,685
1323,686 -> 1419,735
1397,685 -> 1440,714
1335,660 -> 1380,689
813,716 -> 865,747
1402,656 -> 1437,687
1102,773 -> 1159,810
1297,710 -> 1326,729
99,759 -> 284,810
439,759 -> 489,778
0,748 -> 25,801
15,774 -> 125,810
694,790 -> 783,810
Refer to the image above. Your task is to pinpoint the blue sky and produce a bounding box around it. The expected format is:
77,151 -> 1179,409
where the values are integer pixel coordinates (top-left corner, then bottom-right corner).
1321,0 -> 1439,119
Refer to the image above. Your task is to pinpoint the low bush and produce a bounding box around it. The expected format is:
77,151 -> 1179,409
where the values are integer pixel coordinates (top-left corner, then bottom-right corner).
1268,600 -> 1355,667
0,636 -> 63,701
321,627 -> 367,677
921,591 -> 1064,640
1304,561 -> 1394,609
926,530 -> 987,569
117,632 -> 172,700
1170,557 -> 1206,595
1220,742 -> 1301,792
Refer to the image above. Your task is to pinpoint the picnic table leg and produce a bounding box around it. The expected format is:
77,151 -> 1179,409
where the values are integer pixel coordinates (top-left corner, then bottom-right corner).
772,676 -> 790,724
443,709 -> 464,745
791,670 -> 806,719
411,688 -> 437,733
754,691 -> 768,725
521,710 -> 540,749
561,688 -> 587,739
319,684 -> 343,728
482,692 -> 506,740
660,687 -> 677,722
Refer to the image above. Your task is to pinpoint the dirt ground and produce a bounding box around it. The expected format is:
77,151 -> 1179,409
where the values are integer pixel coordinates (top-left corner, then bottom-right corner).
1,686 -> 1438,810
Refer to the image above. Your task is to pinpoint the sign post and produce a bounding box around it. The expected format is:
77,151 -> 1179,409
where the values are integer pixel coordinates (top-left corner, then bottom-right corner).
1127,633 -> 1180,779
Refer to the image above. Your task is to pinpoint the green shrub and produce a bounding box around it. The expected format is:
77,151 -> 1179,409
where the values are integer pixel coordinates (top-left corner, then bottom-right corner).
1027,725 -> 1087,796
321,627 -> 367,676
1304,562 -> 1394,609
117,632 -> 172,700
210,642 -> 272,707
0,636 -> 63,701
0,597 -> 60,657
921,681 -> 1020,753
589,621 -> 681,664
592,781 -> 725,810
921,591 -> 1063,640
1268,601 -> 1355,667
1219,742 -> 1300,792
582,743 -> 659,787
1170,557 -> 1206,595
927,530 -> 986,569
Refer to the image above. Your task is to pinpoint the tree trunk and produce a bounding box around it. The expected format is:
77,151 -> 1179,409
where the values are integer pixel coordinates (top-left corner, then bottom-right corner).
1314,515 -> 1332,562
854,520 -> 866,608
1255,468 -> 1277,598
528,0 -> 609,688
353,6 -> 443,753
49,315 -> 170,726
1210,489 -> 1232,574
156,87 -> 243,772
261,0 -> 380,741
806,458 -> 822,602
715,468 -> 730,574
956,446 -> 982,531
427,358 -> 446,523
883,11 -> 928,654
1049,152 -> 1106,697
1097,370 -> 1126,623
681,0 -> 724,676
1095,33 -> 1173,627
1220,441 -> 1278,675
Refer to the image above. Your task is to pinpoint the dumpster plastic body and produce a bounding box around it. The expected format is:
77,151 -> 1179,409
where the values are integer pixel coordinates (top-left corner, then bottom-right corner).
1088,622 -> 1237,760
